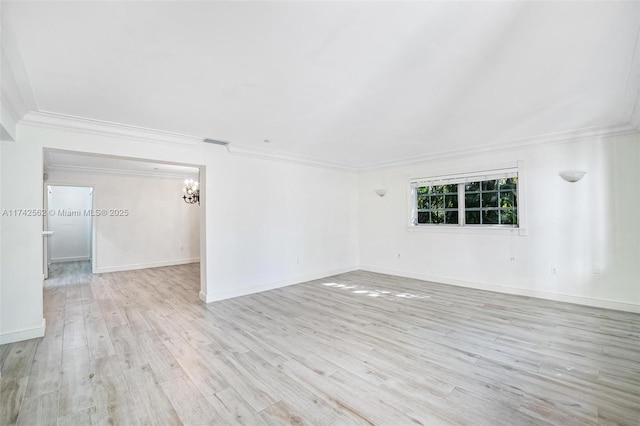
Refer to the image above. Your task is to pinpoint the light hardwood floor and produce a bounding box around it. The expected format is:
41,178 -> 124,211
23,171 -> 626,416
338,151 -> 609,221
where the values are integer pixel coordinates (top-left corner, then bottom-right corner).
1,262 -> 639,425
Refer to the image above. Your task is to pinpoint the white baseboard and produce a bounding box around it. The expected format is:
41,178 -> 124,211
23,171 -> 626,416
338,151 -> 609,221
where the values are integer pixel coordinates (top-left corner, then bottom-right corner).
51,256 -> 90,263
0,319 -> 46,345
95,258 -> 200,274
201,266 -> 358,303
359,265 -> 640,313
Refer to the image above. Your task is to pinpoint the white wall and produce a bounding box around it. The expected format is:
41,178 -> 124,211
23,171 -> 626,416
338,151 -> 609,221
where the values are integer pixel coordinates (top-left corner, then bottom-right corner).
1,136 -> 44,343
0,140 -> 3,338
47,185 -> 93,263
47,171 -> 200,272
0,121 -> 359,343
359,132 -> 640,311
207,153 -> 359,301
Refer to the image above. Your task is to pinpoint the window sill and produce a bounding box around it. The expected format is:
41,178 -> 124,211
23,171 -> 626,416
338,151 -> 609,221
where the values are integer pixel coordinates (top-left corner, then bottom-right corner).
407,225 -> 527,236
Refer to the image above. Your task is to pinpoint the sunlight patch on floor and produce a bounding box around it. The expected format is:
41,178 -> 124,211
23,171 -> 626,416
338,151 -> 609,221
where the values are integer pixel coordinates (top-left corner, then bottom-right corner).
322,282 -> 430,300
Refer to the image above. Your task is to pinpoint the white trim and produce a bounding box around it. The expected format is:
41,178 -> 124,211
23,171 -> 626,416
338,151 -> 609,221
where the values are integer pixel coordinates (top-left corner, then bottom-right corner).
17,111 -> 638,172
201,266 -> 358,303
227,144 -> 357,172
410,167 -> 518,187
95,258 -> 200,274
359,123 -> 637,171
0,319 -> 46,345
411,171 -> 518,187
516,159 -> 527,236
407,225 -> 523,236
407,161 -> 520,183
359,266 -> 640,314
199,291 -> 211,303
51,256 -> 90,263
0,96 -> 18,141
22,111 -> 202,147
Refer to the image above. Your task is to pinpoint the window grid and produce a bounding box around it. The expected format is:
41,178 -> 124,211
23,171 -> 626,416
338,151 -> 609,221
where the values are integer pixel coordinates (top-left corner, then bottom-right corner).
412,176 -> 518,227
415,184 -> 459,225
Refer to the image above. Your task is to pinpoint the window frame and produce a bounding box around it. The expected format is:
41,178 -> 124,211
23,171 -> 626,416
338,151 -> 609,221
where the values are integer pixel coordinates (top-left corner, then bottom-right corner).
407,161 -> 526,235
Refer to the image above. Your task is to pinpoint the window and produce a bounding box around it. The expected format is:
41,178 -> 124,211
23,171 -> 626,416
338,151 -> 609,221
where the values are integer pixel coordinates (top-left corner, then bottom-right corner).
415,184 -> 459,224
411,169 -> 519,227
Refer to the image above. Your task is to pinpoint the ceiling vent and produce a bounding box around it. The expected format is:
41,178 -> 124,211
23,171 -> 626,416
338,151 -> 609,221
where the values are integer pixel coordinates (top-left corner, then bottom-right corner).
203,138 -> 229,146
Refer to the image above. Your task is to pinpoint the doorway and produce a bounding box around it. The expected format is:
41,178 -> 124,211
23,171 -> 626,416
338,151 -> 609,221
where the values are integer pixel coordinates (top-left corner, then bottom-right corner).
42,148 -> 206,301
45,185 -> 94,280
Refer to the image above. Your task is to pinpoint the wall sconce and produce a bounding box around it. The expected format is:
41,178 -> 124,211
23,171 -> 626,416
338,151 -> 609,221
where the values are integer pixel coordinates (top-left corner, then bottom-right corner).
559,170 -> 587,183
182,179 -> 200,204
375,189 -> 387,197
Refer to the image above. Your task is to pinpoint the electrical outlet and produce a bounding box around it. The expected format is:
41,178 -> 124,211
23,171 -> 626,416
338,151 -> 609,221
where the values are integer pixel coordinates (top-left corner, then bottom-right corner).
550,266 -> 558,275
296,257 -> 300,264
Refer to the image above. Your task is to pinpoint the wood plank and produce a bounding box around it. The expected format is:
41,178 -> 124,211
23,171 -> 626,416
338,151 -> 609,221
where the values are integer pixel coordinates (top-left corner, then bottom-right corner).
24,337 -> 63,399
0,339 -> 39,425
159,376 -> 219,425
108,324 -> 147,370
135,331 -> 185,383
2,263 -> 639,425
62,304 -> 87,352
83,301 -> 116,360
162,337 -> 228,397
121,306 -> 152,334
58,346 -> 94,417
0,376 -> 29,425
90,371 -> 139,425
196,343 -> 278,412
123,363 -> 182,425
16,391 -> 58,426
56,408 -> 92,426
208,387 -> 265,425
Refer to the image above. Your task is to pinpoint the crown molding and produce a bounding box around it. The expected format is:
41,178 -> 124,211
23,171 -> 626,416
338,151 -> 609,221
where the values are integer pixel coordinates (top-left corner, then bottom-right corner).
21,111 -> 202,147
223,122 -> 638,172
227,144 -> 357,172
0,90 -> 20,125
358,122 -> 639,172
18,112 -> 638,173
21,110 -> 356,171
45,164 -> 199,180
0,96 -> 18,142
0,46 -> 29,140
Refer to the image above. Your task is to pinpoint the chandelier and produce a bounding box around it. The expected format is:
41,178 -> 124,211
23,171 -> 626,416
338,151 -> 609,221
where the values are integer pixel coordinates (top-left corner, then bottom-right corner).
182,179 -> 200,204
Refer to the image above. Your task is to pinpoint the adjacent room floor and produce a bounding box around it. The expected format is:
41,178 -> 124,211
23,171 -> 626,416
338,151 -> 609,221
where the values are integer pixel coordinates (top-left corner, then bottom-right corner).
47,261 -> 92,281
1,264 -> 638,425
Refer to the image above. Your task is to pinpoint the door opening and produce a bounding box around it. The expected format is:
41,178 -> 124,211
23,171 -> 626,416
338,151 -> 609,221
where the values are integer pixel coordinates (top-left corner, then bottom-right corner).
44,185 -> 94,280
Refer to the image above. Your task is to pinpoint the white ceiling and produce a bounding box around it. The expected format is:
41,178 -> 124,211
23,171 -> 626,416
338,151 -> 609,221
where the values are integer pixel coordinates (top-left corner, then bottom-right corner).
4,1 -> 640,168
44,150 -> 199,179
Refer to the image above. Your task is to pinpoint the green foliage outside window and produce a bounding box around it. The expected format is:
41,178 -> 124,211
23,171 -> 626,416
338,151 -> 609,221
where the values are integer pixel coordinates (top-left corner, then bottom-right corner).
416,184 -> 459,224
414,177 -> 518,227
